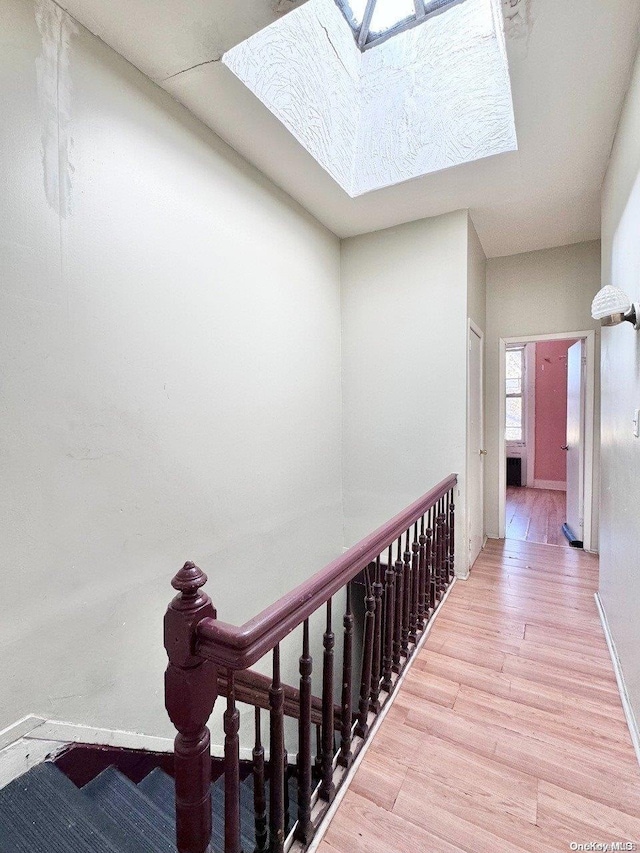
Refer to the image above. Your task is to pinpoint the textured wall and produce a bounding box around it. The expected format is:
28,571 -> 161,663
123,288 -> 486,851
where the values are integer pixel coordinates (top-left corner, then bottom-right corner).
224,0 -> 516,197
354,0 -> 516,195
223,0 -> 361,193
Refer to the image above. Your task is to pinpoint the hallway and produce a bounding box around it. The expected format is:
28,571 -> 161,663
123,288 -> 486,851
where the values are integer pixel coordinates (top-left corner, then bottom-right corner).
318,539 -> 640,853
505,486 -> 569,547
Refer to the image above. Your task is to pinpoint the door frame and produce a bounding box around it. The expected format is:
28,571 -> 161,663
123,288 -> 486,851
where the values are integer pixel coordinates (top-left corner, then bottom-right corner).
498,329 -> 596,551
466,319 -> 485,570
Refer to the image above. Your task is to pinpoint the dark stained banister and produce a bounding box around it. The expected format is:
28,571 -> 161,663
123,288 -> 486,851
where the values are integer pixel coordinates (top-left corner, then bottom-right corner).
194,474 -> 458,669
165,473 -> 457,853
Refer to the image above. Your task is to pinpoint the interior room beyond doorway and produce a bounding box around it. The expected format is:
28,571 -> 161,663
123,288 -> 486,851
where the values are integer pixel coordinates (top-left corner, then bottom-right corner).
501,333 -> 593,549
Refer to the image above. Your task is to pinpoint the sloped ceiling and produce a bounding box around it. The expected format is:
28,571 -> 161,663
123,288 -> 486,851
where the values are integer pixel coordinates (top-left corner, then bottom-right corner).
57,0 -> 640,257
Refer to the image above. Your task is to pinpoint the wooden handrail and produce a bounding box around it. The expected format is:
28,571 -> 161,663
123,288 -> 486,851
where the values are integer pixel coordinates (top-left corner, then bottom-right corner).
196,474 -> 457,670
165,473 -> 458,853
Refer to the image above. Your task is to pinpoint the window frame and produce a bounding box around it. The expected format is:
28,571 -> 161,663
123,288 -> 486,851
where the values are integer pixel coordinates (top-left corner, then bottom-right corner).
334,0 -> 466,51
505,345 -> 526,446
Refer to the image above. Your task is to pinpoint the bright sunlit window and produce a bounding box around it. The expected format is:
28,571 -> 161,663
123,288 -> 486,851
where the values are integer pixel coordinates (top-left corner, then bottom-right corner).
505,347 -> 525,443
336,0 -> 465,49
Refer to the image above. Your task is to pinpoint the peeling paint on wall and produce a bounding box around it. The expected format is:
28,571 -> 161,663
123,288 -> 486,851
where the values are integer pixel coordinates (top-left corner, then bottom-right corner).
35,0 -> 77,218
502,0 -> 531,42
271,0 -> 307,15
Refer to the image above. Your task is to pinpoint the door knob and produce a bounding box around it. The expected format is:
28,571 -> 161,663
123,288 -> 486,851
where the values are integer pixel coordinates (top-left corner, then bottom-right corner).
561,445 -> 569,451
479,449 -> 488,455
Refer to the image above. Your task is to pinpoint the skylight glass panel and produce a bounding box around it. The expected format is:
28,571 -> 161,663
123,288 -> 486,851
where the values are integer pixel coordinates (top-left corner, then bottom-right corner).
335,0 -> 466,49
368,0 -> 415,37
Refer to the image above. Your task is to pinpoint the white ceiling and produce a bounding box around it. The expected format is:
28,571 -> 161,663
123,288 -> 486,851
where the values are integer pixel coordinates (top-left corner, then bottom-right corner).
59,0 -> 640,257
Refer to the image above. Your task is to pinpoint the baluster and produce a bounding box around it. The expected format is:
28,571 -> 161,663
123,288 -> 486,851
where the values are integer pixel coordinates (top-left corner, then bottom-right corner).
295,621 -> 312,844
381,546 -> 395,693
409,523 -> 420,645
224,672 -> 241,853
355,566 -> 375,739
437,499 -> 446,599
253,708 -> 268,853
338,587 -> 353,769
314,724 -> 322,779
369,557 -> 383,714
392,538 -> 403,673
418,515 -> 427,631
434,499 -> 441,602
401,531 -> 411,658
283,750 -> 290,834
164,563 -> 218,853
443,491 -> 451,587
448,488 -> 456,582
427,507 -> 436,613
269,645 -> 285,853
319,600 -> 336,802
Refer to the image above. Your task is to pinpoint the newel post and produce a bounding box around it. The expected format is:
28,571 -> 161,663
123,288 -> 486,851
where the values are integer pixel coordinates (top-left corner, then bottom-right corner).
164,562 -> 219,853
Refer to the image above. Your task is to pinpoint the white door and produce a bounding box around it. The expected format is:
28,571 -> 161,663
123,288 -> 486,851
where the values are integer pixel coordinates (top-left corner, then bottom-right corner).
467,325 -> 484,567
565,340 -> 585,544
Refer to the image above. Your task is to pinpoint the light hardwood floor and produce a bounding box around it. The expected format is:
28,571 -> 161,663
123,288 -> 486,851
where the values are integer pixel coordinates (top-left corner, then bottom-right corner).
318,539 -> 640,853
506,486 -> 569,547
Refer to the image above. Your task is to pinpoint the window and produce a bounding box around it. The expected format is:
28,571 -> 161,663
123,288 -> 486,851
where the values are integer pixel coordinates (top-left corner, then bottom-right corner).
505,347 -> 525,443
335,0 -> 465,49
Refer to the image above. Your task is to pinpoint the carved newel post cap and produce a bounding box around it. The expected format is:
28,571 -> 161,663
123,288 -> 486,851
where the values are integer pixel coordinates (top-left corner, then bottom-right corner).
171,561 -> 208,596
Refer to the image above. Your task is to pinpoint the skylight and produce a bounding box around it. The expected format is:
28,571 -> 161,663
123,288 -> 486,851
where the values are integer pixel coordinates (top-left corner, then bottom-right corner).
337,0 -> 465,49
223,0 -> 517,197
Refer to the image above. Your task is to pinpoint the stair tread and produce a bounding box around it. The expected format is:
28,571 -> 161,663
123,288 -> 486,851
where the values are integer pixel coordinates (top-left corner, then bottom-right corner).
0,763 -> 126,853
83,767 -> 176,853
138,768 -> 299,851
0,760 -> 301,853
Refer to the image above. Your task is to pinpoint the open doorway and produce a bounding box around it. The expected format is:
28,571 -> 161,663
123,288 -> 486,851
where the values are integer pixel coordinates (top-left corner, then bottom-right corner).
498,330 -> 596,551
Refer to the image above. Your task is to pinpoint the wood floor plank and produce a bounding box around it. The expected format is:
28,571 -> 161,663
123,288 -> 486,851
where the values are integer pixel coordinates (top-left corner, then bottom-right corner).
348,750 -> 407,811
319,539 -> 640,853
505,487 -> 569,547
393,772 -> 534,853
324,790 -> 467,853
536,781 -> 640,843
399,667 -> 460,709
453,687 -> 638,768
394,768 -> 566,853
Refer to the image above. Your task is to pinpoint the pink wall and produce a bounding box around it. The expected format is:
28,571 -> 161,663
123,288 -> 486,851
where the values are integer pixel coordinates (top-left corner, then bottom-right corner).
533,339 -> 578,484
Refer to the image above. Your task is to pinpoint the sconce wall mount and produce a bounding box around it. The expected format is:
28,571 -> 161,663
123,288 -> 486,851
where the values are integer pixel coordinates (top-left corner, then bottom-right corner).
591,285 -> 640,330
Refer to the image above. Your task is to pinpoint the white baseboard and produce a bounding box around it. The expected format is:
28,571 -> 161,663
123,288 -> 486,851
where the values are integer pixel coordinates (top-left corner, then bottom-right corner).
533,480 -> 566,491
0,715 -> 262,789
0,715 -> 46,752
595,593 -> 640,768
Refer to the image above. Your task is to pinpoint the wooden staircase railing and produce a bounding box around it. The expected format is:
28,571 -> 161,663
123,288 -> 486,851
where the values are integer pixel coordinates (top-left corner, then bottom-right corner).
164,474 -> 457,853
216,668 -> 342,729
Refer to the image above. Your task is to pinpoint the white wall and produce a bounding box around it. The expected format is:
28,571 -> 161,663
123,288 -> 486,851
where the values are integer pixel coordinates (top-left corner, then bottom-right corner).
341,210 -> 472,573
0,0 -> 343,741
484,242 -> 601,540
466,218 -> 487,564
467,218 -> 487,334
600,43 -> 640,734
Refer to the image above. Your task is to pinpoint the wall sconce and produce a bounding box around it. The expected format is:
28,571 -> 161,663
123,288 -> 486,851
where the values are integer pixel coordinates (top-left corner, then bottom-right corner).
591,285 -> 640,330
